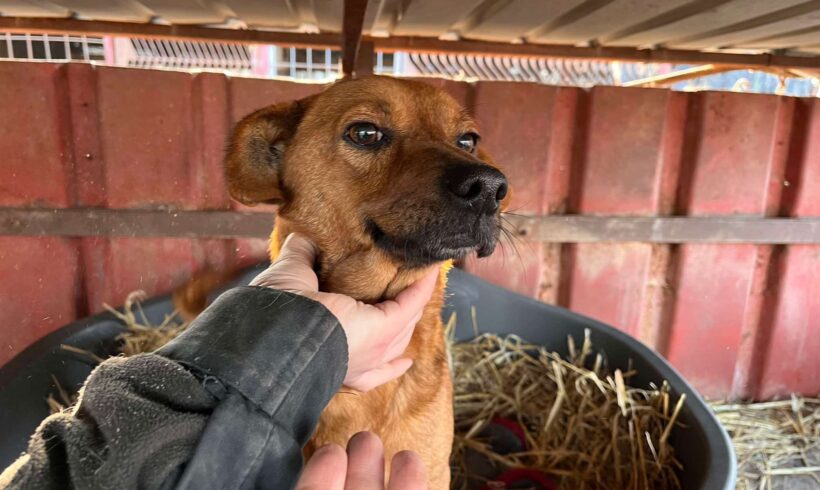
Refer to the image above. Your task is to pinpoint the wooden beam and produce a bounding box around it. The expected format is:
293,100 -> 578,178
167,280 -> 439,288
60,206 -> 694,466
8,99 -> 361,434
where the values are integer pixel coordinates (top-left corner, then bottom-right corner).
1,17 -> 819,70
341,0 -> 369,76
0,208 -> 275,239
373,36 -> 820,70
621,64 -> 735,87
507,215 -> 820,244
2,208 -> 820,244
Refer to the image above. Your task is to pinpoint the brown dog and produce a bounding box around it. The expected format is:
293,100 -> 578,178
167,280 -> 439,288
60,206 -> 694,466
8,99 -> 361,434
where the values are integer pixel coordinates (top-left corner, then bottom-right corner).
224,76 -> 510,489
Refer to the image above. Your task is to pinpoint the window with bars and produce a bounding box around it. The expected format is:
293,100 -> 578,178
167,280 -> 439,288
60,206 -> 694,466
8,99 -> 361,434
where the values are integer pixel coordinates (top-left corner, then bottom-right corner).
0,33 -> 105,61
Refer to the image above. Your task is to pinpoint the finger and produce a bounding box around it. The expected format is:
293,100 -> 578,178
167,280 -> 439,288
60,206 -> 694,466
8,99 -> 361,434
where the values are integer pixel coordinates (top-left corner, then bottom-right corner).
296,444 -> 347,490
387,451 -> 427,490
276,233 -> 319,271
344,432 -> 385,490
252,233 -> 320,291
348,358 -> 414,392
375,269 -> 438,329
383,311 -> 422,361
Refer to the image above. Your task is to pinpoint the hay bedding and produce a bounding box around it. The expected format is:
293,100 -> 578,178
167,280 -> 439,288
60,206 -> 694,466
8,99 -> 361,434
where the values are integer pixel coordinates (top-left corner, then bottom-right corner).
447,316 -> 684,490
47,292 -> 819,489
711,397 -> 820,490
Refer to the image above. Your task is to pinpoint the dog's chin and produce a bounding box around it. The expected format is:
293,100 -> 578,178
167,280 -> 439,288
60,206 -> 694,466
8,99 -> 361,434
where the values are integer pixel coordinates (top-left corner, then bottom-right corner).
365,219 -> 498,268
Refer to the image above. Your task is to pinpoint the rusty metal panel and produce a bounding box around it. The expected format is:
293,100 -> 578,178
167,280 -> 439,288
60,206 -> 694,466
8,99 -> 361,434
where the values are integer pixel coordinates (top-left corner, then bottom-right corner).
757,98 -> 820,399
0,63 -> 80,366
0,63 -> 73,207
664,92 -> 794,400
464,82 -> 566,297
1,62 -> 819,401
566,87 -> 683,344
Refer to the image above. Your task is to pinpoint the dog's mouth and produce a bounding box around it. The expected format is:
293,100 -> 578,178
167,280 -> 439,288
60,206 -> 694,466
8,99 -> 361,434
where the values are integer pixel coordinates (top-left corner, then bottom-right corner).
365,217 -> 499,268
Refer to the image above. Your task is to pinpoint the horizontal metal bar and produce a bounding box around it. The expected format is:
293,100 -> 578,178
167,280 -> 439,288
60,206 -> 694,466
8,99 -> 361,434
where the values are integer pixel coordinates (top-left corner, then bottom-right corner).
2,209 -> 819,244
1,17 -> 819,70
507,215 -> 820,244
0,208 -> 275,239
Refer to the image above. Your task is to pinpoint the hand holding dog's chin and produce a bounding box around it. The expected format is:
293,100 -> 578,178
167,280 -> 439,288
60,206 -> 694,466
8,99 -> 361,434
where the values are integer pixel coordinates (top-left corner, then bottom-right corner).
250,233 -> 439,392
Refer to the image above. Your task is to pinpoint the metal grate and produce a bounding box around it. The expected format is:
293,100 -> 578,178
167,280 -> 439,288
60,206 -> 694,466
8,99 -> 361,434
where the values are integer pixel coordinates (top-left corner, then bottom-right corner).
0,32 -> 104,61
406,52 -> 680,87
124,38 -> 252,71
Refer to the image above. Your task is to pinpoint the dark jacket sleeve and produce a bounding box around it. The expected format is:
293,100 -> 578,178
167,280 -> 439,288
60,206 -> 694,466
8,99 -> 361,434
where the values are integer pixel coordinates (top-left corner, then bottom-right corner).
0,287 -> 348,490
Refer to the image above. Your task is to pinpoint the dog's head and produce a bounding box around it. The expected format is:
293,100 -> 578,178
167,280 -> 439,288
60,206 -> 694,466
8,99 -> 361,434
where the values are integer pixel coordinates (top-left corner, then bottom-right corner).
226,76 -> 510,282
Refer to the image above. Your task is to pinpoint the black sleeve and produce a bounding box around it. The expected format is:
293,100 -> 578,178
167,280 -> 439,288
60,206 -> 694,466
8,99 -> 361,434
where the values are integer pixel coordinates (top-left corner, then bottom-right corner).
0,287 -> 348,490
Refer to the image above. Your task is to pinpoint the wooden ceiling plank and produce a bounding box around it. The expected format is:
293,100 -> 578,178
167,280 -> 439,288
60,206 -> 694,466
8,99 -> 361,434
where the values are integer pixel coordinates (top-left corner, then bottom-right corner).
312,0 -> 345,33
614,0 -> 809,48
375,35 -> 820,68
222,0 -> 301,29
524,0 -> 614,41
673,9 -> 820,50
666,0 -> 820,48
603,0 -> 735,46
448,0 -> 514,38
391,0 -> 485,37
465,0 -> 578,43
0,0 -> 69,17
734,24 -> 820,49
138,0 -> 227,24
368,0 -> 403,37
530,0 -> 695,46
37,0 -> 154,23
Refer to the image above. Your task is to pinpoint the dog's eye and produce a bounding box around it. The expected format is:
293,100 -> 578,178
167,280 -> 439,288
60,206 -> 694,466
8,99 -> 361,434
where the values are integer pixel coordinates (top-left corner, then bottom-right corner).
456,132 -> 479,153
346,123 -> 384,147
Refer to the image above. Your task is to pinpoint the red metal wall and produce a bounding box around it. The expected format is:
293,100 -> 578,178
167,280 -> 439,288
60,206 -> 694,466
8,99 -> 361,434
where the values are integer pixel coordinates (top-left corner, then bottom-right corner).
1,61 -> 817,400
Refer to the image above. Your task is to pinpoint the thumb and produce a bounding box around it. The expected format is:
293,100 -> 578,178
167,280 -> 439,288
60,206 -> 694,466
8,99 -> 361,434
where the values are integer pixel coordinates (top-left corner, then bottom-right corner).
249,233 -> 320,292
347,358 -> 414,392
277,233 -> 319,270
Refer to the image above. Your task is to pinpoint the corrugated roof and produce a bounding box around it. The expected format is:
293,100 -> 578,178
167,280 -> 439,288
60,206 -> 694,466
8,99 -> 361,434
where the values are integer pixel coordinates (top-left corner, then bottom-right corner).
1,0 -> 819,56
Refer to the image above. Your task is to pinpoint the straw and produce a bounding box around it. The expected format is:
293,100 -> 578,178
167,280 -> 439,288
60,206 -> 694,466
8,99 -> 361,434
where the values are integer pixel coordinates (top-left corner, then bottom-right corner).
710,395 -> 820,490
447,313 -> 684,490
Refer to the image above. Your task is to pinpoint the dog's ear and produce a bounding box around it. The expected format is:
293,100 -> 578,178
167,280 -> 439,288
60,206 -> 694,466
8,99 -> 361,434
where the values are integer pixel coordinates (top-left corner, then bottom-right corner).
477,147 -> 515,211
225,94 -> 317,205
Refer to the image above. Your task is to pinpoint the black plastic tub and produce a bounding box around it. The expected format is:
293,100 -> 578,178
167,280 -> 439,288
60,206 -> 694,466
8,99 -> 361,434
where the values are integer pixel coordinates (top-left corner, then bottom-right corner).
0,267 -> 736,489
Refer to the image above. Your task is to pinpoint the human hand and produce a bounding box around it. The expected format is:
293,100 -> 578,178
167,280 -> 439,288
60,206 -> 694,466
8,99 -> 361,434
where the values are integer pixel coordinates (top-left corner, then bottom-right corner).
295,432 -> 427,490
249,233 -> 438,392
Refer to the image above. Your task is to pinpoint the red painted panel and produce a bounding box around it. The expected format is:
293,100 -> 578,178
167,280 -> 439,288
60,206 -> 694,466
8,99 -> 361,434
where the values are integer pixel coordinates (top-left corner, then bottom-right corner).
93,238 -> 198,309
464,83 -> 561,295
681,92 -> 783,216
472,82 -> 558,215
410,77 -> 473,109
576,87 -> 671,216
667,92 -> 785,399
568,243 -> 651,338
230,77 -> 322,124
567,87 -> 677,338
0,63 -> 72,207
667,244 -> 758,397
758,99 -> 820,399
96,66 -> 195,209
1,64 -> 819,400
0,237 -> 79,366
190,73 -> 232,210
462,243 -> 544,299
758,246 -> 820,399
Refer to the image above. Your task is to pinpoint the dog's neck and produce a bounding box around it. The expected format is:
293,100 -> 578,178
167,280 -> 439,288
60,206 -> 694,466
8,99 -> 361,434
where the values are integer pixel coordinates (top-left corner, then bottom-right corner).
270,219 -> 449,303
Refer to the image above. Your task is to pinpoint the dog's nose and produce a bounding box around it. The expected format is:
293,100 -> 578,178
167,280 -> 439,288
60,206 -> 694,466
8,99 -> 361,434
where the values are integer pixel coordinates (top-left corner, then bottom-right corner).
443,163 -> 508,214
